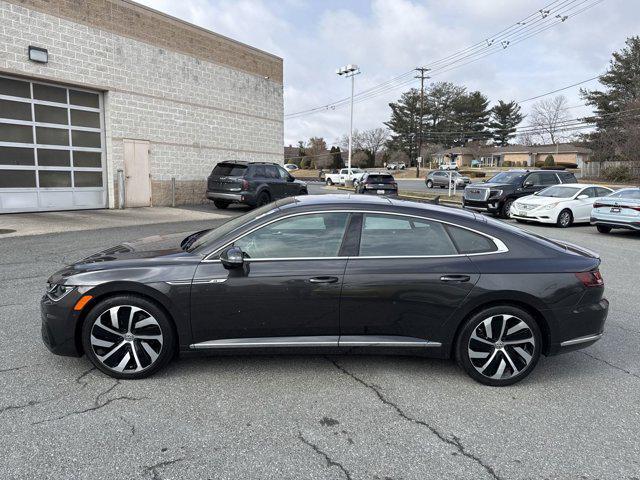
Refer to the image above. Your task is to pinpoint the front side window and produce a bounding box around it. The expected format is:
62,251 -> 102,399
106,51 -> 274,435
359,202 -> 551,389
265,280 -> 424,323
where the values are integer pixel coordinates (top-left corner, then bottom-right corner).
234,213 -> 349,259
359,214 -> 457,257
541,173 -> 560,185
538,186 -> 580,198
526,173 -> 544,186
276,166 -> 290,180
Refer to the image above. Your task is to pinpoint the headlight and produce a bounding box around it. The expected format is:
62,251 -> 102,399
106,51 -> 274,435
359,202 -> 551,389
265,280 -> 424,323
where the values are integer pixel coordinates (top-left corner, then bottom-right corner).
489,189 -> 503,197
46,283 -> 75,301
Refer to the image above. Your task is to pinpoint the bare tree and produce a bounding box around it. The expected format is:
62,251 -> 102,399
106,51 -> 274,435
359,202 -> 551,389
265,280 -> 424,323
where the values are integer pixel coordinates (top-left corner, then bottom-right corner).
338,128 -> 390,156
527,95 -> 570,144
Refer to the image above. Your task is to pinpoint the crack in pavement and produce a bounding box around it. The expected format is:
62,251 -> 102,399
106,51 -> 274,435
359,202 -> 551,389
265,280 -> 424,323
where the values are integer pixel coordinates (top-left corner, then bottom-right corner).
95,379 -> 120,404
298,432 -> 352,480
328,358 -> 502,480
143,457 -> 187,480
75,366 -> 97,387
581,351 -> 640,380
0,365 -> 28,374
0,399 -> 43,415
31,394 -> 146,426
119,415 -> 136,437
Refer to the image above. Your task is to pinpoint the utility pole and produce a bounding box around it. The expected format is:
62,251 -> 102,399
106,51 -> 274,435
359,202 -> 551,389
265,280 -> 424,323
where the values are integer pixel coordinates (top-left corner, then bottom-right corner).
415,67 -> 430,178
337,64 -> 361,186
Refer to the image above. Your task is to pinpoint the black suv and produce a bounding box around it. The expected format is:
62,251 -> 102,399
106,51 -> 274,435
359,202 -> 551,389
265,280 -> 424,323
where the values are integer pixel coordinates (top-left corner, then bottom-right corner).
462,169 -> 578,218
206,161 -> 307,209
355,173 -> 398,196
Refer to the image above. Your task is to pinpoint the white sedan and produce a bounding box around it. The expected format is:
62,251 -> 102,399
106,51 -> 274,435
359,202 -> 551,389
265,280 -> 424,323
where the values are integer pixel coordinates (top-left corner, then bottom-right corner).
510,183 -> 614,228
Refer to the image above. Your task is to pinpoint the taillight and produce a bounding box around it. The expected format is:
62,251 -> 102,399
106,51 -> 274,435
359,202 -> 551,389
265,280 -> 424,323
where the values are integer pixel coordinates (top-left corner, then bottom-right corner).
593,202 -> 605,209
242,179 -> 249,190
575,270 -> 604,288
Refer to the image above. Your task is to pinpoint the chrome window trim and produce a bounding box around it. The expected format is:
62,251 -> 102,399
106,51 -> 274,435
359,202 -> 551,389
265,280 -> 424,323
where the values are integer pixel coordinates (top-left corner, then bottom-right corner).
202,209 -> 509,262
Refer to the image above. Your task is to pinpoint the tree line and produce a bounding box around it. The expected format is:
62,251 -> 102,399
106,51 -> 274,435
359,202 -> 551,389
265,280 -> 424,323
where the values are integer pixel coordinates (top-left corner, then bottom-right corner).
288,36 -> 639,176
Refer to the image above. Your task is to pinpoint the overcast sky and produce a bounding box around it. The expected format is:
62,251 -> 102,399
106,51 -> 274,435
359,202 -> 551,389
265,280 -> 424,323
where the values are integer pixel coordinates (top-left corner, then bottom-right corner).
139,0 -> 638,146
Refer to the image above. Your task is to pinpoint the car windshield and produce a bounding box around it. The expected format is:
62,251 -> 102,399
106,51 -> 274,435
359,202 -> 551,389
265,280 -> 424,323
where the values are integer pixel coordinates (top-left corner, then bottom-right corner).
211,163 -> 247,177
488,172 -> 525,184
366,175 -> 393,182
608,188 -> 640,199
537,186 -> 581,198
185,203 -> 279,252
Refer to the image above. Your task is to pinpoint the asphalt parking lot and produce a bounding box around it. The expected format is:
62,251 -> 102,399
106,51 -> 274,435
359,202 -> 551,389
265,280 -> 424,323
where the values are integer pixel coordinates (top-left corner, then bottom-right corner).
1,202 -> 639,479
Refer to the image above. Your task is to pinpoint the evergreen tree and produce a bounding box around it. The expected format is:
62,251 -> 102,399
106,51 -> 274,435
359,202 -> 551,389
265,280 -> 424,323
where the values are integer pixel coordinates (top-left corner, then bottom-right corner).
489,100 -> 524,146
451,91 -> 490,145
384,89 -> 421,161
581,36 -> 640,164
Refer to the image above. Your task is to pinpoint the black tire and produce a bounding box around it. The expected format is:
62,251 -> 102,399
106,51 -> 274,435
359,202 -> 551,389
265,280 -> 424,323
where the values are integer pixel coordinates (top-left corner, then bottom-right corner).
298,189 -> 308,195
500,198 -> 515,219
326,179 -> 333,186
455,305 -> 541,387
81,295 -> 176,379
426,180 -> 433,188
557,209 -> 573,228
213,200 -> 230,209
515,219 -> 527,224
256,191 -> 271,207
596,225 -> 612,233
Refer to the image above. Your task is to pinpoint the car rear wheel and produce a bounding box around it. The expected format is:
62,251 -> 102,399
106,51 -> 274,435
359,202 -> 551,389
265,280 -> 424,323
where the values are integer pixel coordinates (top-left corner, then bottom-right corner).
596,225 -> 612,233
426,180 -> 433,188
455,306 -> 541,386
326,179 -> 333,186
213,200 -> 230,209
501,198 -> 515,218
557,209 -> 573,228
256,191 -> 271,207
81,295 -> 175,379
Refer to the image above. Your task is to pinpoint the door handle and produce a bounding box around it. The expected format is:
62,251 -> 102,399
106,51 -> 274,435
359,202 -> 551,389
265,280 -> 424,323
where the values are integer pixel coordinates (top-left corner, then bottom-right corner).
309,276 -> 339,284
440,275 -> 471,283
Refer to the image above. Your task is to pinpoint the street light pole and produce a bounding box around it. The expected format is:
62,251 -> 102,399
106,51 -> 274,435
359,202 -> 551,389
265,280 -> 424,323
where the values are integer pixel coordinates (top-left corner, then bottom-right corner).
337,64 -> 361,186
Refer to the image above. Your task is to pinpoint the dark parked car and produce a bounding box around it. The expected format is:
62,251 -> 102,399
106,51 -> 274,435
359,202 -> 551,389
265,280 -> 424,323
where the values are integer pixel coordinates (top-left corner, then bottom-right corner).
462,169 -> 577,218
426,170 -> 471,189
206,161 -> 307,209
354,173 -> 398,196
42,195 -> 608,386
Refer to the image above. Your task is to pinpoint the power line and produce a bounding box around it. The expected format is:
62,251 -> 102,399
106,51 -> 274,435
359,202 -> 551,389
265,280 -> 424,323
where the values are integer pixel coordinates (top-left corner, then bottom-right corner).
285,0 -> 603,119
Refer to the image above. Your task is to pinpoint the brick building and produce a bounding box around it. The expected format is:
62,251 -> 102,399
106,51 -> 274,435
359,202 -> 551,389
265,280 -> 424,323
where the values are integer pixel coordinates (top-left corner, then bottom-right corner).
0,0 -> 283,213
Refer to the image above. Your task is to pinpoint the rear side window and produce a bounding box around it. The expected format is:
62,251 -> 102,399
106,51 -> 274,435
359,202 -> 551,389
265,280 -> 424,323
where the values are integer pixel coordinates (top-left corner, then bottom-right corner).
359,214 -> 457,256
559,172 -> 577,183
609,189 -> 640,199
212,163 -> 247,177
446,225 -> 497,254
265,165 -> 279,179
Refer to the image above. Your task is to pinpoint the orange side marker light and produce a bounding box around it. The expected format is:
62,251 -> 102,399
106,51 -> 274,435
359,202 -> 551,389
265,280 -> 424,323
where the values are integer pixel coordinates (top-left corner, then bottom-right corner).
74,295 -> 93,311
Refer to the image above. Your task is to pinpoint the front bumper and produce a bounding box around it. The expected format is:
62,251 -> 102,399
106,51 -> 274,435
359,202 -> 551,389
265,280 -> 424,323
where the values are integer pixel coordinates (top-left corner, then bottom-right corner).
40,291 -> 84,357
462,198 -> 501,214
511,211 -> 557,224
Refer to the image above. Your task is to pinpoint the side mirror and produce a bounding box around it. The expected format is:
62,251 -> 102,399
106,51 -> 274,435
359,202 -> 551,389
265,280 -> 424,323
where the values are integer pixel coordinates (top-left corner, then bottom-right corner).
577,194 -> 589,200
220,246 -> 244,269
524,180 -> 534,188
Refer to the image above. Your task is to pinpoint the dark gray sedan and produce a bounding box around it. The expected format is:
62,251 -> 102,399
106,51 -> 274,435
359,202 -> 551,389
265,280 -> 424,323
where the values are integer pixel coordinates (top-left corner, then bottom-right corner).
426,170 -> 471,189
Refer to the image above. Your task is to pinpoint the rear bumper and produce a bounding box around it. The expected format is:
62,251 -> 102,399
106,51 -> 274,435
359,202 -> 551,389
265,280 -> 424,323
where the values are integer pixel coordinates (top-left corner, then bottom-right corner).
206,191 -> 256,204
360,189 -> 398,196
546,297 -> 609,355
590,216 -> 640,231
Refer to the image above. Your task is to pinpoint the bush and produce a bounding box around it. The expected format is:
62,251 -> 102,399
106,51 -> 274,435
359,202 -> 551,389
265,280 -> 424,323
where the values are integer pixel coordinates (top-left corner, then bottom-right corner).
502,160 -> 513,167
543,155 -> 555,166
601,164 -> 633,182
458,170 -> 486,178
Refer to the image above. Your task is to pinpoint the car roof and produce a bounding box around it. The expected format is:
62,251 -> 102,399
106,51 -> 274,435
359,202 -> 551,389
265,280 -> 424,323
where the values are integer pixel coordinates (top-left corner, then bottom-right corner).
275,194 -> 477,221
218,161 -> 279,166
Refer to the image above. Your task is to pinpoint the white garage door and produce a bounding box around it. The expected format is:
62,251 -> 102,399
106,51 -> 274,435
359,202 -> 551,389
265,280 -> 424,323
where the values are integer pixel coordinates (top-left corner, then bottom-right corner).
0,74 -> 106,213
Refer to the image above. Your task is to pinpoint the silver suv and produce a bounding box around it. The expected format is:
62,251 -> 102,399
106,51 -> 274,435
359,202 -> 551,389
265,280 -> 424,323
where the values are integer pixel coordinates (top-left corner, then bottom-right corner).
426,170 -> 471,189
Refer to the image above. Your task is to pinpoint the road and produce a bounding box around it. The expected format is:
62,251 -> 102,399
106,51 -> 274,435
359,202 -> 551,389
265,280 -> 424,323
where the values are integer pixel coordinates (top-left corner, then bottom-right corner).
1,201 -> 639,479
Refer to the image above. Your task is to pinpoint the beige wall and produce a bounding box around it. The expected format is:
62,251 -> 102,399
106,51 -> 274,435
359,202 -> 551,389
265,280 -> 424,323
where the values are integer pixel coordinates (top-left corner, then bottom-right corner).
534,153 -> 578,165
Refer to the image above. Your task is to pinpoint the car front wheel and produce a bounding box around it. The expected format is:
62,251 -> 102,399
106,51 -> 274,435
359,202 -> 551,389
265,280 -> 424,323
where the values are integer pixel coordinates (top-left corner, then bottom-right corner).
455,306 -> 541,386
501,198 -> 514,218
81,295 -> 175,379
557,209 -> 573,228
326,179 -> 333,186
426,180 -> 433,188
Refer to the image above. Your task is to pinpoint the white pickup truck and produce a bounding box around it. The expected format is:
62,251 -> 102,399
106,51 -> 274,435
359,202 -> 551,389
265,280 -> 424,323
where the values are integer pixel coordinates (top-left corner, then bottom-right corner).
324,168 -> 366,186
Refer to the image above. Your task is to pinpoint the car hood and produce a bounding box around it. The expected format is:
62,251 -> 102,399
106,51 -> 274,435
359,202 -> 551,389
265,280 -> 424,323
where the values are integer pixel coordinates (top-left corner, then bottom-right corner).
515,195 -> 570,207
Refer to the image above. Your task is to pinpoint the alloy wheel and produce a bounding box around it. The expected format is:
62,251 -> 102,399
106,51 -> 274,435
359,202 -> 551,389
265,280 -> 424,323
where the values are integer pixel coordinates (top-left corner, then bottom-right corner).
90,305 -> 164,373
558,210 -> 572,227
467,314 -> 535,380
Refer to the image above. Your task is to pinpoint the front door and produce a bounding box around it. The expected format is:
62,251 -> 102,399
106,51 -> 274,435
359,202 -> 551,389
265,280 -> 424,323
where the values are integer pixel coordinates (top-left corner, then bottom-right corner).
189,212 -> 351,347
123,139 -> 151,207
339,213 -> 480,345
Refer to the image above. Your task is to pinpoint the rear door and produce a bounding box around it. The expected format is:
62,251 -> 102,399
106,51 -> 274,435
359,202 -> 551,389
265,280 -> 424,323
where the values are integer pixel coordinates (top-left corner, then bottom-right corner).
339,213 -> 481,346
208,162 -> 247,193
265,165 -> 286,199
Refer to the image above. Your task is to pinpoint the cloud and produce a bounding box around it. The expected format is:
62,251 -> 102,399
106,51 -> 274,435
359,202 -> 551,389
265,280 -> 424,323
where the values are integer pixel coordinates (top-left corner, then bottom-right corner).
140,0 -> 640,145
